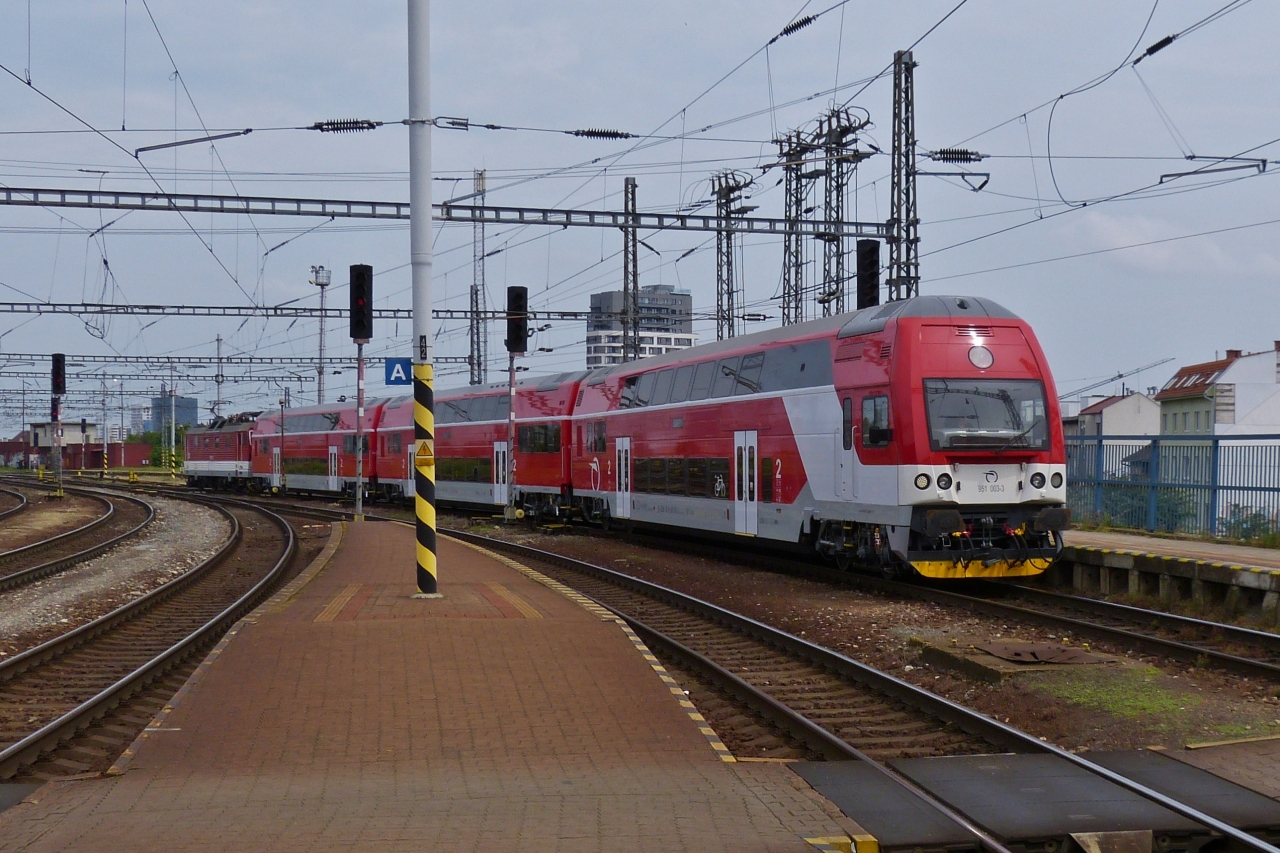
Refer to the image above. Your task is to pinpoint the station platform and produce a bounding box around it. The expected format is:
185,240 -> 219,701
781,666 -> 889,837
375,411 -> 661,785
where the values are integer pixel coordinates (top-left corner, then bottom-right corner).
0,521 -> 856,852
1059,530 -> 1280,618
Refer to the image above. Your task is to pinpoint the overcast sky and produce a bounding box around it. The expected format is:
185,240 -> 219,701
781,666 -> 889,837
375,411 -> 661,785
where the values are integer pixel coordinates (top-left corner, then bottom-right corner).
1,1 -> 1276,431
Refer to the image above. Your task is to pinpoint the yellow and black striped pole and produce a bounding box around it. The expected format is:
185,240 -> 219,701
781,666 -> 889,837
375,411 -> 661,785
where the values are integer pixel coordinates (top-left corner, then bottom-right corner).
413,363 -> 437,594
408,0 -> 440,597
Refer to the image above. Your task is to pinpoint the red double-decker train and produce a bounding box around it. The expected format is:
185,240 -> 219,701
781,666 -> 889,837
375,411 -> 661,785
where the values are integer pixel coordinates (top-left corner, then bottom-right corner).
185,295 -> 1068,578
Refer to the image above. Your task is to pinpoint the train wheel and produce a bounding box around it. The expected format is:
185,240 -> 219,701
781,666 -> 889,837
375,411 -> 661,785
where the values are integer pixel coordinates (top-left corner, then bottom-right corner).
835,551 -> 853,572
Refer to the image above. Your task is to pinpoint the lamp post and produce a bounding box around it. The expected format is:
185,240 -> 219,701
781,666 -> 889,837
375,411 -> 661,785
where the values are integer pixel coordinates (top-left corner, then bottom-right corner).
311,265 -> 331,405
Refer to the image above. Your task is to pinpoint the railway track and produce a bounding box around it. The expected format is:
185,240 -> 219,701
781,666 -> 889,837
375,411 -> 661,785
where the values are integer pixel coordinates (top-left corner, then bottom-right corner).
0,485 -> 156,594
0,497 -> 295,779
446,528 -> 1273,853
0,486 -> 28,521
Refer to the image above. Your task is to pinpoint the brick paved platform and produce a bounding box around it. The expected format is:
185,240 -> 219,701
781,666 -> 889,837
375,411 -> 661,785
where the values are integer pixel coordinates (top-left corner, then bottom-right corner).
0,522 -> 853,852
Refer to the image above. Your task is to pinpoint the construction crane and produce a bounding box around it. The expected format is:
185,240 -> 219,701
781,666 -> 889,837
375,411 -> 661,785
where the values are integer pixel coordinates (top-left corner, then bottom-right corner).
1061,358 -> 1175,400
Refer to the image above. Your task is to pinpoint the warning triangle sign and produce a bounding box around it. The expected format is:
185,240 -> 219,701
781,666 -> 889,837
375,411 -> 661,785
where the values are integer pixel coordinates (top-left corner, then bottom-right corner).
414,440 -> 435,469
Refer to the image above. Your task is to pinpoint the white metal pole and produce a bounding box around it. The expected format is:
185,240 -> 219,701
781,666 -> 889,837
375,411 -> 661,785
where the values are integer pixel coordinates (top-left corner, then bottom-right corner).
409,0 -> 439,596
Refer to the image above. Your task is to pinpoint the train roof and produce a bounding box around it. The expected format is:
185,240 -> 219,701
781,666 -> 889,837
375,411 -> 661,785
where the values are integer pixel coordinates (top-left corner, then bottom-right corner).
427,295 -> 1019,398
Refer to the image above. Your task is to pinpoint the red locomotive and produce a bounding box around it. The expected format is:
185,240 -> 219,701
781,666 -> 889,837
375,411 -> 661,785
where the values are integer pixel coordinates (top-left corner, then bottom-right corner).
185,295 -> 1068,578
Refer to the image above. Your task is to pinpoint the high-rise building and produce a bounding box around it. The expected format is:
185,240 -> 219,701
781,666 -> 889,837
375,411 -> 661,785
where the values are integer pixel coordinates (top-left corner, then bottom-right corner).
585,284 -> 695,368
150,395 -> 199,431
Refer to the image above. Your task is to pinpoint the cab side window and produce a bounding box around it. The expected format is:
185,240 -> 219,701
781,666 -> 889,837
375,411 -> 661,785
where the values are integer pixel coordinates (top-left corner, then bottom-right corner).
862,395 -> 891,447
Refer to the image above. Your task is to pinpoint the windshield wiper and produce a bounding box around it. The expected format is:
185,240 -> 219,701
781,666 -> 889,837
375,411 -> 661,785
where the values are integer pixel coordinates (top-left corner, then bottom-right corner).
994,417 -> 1042,455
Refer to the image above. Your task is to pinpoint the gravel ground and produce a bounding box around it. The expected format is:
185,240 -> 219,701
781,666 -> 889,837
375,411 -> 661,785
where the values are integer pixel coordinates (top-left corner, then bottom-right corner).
450,515 -> 1280,753
0,496 -> 232,659
0,492 -> 102,552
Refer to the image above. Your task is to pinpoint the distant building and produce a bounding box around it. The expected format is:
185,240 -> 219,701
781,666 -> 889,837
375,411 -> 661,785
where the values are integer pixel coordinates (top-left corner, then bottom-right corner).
1073,392 -> 1160,436
129,404 -> 150,436
585,283 -> 695,367
1156,342 -> 1280,436
150,395 -> 198,431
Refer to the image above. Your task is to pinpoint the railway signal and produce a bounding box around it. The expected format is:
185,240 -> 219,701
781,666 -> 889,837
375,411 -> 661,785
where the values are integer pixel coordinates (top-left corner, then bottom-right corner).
51,352 -> 66,395
505,286 -> 528,354
50,353 -> 65,498
349,264 -> 374,341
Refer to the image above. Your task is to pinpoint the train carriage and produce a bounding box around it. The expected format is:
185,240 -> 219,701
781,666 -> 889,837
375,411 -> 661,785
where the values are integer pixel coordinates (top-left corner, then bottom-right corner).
251,400 -> 387,495
183,413 -> 258,488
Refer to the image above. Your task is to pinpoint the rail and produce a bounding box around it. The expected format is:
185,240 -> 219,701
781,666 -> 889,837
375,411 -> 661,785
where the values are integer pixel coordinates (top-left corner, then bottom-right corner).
0,487 -> 27,521
445,528 -> 1279,853
0,498 -> 296,777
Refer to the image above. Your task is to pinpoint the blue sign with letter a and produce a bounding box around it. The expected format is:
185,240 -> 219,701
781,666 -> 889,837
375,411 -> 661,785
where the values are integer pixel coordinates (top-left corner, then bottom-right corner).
385,358 -> 412,386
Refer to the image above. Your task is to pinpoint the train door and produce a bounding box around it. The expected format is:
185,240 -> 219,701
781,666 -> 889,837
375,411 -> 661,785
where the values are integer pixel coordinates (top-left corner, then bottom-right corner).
837,396 -> 854,500
734,430 -> 759,535
614,437 -> 631,520
493,441 -> 508,505
271,446 -> 282,489
404,444 -> 416,498
327,446 -> 339,492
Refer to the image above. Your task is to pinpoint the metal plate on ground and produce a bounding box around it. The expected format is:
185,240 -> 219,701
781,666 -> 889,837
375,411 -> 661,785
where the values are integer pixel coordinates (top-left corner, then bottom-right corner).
791,761 -> 980,852
1090,750 -> 1280,831
889,754 -> 1207,841
975,642 -> 1114,664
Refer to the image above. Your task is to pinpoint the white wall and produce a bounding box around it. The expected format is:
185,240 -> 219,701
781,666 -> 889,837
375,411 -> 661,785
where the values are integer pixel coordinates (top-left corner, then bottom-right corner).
1103,393 -> 1160,435
1217,351 -> 1280,435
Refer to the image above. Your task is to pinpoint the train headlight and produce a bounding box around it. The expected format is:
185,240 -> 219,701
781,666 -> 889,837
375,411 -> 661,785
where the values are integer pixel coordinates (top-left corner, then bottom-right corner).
968,345 -> 994,369
936,473 -> 953,490
914,473 -> 932,490
1051,472 -> 1063,488
1030,472 -> 1046,489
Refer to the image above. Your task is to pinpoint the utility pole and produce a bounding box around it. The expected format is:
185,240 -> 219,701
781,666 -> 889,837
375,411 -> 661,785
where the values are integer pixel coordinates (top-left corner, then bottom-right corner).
621,177 -> 639,361
169,372 -> 177,481
311,265 -> 331,404
712,171 -> 752,340
887,49 -> 919,302
815,107 -> 871,315
469,169 -> 488,385
408,0 -> 440,597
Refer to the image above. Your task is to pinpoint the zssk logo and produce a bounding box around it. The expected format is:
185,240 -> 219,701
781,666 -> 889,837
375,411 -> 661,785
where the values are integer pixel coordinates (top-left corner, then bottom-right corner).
984,470 -> 999,483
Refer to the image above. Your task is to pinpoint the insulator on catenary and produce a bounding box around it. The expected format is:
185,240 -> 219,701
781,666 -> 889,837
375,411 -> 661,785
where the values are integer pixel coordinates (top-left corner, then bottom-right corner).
570,128 -> 634,140
930,148 -> 985,163
310,119 -> 382,133
773,15 -> 816,42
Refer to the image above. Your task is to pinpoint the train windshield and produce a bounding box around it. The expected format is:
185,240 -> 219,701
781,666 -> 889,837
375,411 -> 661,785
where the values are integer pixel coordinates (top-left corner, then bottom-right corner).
923,379 -> 1049,451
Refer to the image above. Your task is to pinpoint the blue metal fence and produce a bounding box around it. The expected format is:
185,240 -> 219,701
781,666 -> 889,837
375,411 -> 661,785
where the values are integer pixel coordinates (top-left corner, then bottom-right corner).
1065,434 -> 1280,538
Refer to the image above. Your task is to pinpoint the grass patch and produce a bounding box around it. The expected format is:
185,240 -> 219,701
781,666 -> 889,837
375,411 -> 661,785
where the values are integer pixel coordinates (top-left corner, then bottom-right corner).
1030,665 -> 1199,720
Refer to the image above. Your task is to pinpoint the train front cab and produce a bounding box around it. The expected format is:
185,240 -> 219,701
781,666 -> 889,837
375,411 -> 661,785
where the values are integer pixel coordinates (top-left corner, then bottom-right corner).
825,296 -> 1069,579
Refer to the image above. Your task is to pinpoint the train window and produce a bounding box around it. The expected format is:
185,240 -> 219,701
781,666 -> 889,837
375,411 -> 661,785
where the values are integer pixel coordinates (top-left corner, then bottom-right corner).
688,361 -> 715,401
666,458 -> 686,495
586,420 -> 606,453
634,458 -> 651,493
735,447 -> 744,498
761,458 -> 773,503
342,435 -> 371,455
734,353 -> 765,395
259,439 -> 269,454
687,458 -> 708,497
761,341 -> 834,392
390,434 -> 402,454
517,424 -> 561,453
651,369 -> 676,407
472,396 -> 495,422
634,372 -> 658,407
437,401 -> 461,424
862,396 -> 891,447
711,357 -> 741,398
648,458 -> 666,493
620,377 -> 638,408
842,398 -> 854,451
669,365 -> 695,403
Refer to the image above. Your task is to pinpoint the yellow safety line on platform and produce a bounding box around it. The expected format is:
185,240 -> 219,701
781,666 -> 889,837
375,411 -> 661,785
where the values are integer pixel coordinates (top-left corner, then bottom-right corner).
447,533 -> 736,762
484,581 -> 542,619
315,583 -> 361,622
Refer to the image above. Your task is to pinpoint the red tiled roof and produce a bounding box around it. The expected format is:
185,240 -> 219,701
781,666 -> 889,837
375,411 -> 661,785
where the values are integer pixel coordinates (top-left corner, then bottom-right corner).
1154,355 -> 1237,402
